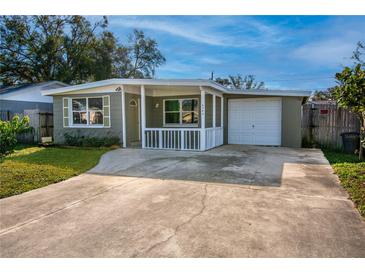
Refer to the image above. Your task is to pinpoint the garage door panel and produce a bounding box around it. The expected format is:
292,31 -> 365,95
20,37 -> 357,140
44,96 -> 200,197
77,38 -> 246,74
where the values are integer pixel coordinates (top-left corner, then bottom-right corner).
229,133 -> 253,144
228,98 -> 282,146
254,135 -> 280,146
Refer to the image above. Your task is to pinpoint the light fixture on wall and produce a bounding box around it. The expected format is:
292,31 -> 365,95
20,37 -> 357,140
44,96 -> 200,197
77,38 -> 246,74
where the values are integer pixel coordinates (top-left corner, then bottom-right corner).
129,99 -> 137,107
155,103 -> 159,108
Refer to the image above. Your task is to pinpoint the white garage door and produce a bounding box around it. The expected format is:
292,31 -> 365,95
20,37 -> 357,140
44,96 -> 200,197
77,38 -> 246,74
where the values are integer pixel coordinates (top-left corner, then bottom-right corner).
228,98 -> 282,146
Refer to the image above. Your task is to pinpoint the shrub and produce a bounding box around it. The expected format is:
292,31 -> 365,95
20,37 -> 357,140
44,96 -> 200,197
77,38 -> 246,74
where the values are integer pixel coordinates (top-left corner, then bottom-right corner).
64,133 -> 120,147
0,115 -> 30,157
64,133 -> 82,146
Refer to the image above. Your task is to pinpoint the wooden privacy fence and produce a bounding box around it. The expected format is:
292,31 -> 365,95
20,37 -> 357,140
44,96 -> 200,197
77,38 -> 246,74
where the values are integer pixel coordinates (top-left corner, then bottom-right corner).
0,109 -> 53,144
302,102 -> 360,149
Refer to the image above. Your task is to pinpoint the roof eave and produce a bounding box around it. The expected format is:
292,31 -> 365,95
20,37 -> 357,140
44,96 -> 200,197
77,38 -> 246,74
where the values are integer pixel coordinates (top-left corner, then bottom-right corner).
41,78 -> 311,97
224,89 -> 312,97
41,79 -> 227,95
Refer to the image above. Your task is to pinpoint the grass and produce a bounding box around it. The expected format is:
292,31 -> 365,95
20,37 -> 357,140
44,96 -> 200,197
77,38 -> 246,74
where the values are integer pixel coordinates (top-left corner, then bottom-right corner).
0,145 -> 112,199
323,149 -> 365,218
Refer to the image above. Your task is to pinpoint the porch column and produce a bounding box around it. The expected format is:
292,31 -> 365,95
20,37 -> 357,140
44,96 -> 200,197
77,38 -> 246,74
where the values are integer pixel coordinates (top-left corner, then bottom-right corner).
121,86 -> 127,148
200,87 -> 206,151
212,94 -> 216,146
220,95 -> 224,145
221,95 -> 224,128
141,85 -> 146,148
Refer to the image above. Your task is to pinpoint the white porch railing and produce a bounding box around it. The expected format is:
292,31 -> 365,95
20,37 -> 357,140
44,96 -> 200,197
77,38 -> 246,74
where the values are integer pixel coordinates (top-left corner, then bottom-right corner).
143,127 -> 223,151
205,127 -> 224,150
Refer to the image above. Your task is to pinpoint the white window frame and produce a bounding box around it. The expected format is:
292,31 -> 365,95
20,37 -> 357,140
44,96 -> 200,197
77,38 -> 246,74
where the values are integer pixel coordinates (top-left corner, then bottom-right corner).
163,98 -> 199,127
68,96 -> 109,128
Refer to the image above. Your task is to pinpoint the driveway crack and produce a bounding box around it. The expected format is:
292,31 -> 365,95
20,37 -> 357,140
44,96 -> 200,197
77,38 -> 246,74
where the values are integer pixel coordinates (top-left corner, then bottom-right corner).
140,183 -> 208,257
0,177 -> 140,236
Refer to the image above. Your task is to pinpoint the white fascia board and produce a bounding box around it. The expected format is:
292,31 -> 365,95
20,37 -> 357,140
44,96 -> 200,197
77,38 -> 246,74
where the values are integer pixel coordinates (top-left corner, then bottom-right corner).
41,79 -> 118,95
41,79 -> 227,96
41,78 -> 311,98
224,89 -> 312,97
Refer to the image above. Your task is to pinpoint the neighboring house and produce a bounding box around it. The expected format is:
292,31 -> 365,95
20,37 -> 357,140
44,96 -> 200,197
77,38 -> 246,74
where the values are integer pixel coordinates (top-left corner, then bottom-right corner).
0,81 -> 68,119
42,79 -> 311,151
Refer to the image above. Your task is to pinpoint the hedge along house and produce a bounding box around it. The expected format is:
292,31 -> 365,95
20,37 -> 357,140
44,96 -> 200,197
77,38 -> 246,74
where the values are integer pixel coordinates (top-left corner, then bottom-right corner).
42,79 -> 311,151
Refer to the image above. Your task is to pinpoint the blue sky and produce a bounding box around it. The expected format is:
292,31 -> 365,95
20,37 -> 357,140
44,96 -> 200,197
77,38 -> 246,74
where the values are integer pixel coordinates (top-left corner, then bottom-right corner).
102,16 -> 365,90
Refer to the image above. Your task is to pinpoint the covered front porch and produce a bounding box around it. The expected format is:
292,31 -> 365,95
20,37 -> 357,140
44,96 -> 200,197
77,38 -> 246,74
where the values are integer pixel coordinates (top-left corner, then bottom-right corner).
121,84 -> 224,151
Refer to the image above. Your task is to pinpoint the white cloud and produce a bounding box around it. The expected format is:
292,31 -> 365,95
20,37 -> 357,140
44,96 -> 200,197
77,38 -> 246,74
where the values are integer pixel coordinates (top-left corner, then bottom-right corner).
158,61 -> 199,74
199,57 -> 223,65
291,39 -> 355,67
109,17 -> 227,46
108,16 -> 283,48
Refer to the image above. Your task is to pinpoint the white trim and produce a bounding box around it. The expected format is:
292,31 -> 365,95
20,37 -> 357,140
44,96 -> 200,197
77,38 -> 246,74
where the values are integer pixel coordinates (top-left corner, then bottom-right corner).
163,124 -> 199,128
63,97 -> 70,127
225,89 -> 311,97
121,88 -> 127,148
221,95 -> 224,128
103,95 -> 111,127
212,94 -> 216,146
41,79 -> 228,96
66,95 -> 111,128
212,94 -> 216,128
200,87 -> 206,151
141,85 -> 146,148
137,98 -> 141,141
66,125 -> 106,129
163,98 -> 199,127
58,89 -> 116,95
42,78 -> 311,97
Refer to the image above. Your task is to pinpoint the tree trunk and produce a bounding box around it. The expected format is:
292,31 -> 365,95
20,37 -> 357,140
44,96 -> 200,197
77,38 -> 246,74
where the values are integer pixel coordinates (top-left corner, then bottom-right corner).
359,112 -> 364,161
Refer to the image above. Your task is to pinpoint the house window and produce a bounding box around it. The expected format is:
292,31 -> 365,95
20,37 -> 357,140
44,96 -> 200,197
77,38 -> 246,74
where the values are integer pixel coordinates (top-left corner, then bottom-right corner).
164,98 -> 199,126
72,97 -> 104,126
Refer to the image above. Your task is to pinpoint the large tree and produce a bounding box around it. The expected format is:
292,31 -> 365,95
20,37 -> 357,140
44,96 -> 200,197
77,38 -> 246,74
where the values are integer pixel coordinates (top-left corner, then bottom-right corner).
311,89 -> 334,101
0,16 -> 166,86
114,30 -> 166,78
332,64 -> 365,160
215,74 -> 265,90
352,41 -> 365,66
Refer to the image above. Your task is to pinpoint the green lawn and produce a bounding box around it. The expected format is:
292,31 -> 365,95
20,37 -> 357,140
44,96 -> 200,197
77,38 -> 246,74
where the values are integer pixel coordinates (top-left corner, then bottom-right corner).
0,146 -> 111,199
323,149 -> 365,218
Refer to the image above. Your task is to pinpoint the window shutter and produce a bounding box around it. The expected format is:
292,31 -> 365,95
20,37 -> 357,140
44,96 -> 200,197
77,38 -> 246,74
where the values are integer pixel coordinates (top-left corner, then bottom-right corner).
103,95 -> 111,127
63,98 -> 70,127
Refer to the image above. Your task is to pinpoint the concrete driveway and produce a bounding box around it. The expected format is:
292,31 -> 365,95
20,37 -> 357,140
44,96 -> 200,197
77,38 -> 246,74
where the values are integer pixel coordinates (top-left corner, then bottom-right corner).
1,145 -> 365,257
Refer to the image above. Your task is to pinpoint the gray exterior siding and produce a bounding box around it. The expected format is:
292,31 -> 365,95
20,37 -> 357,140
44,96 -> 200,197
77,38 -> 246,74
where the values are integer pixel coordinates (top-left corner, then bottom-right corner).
51,89 -> 304,149
0,99 -> 53,115
281,97 -> 303,148
216,96 -> 222,127
53,92 -> 122,144
205,94 -> 213,128
223,94 -> 304,148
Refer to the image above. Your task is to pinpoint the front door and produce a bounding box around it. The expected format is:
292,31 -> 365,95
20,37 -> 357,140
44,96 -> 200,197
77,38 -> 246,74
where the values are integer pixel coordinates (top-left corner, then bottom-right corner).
127,97 -> 141,145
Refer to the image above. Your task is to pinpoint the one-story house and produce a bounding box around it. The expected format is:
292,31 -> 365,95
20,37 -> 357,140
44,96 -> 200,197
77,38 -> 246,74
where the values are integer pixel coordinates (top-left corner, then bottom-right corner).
42,79 -> 311,151
0,81 -> 68,119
